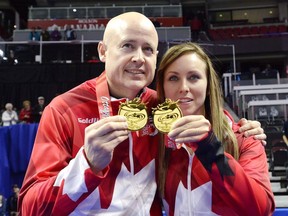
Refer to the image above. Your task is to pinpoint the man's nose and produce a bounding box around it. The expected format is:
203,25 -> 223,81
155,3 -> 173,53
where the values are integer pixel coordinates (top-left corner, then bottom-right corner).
132,49 -> 145,63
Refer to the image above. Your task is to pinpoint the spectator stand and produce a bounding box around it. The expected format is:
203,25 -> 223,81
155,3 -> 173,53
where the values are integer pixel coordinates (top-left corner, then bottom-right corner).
238,88 -> 288,119
247,99 -> 288,121
208,23 -> 287,41
231,82 -> 288,115
9,27 -> 191,64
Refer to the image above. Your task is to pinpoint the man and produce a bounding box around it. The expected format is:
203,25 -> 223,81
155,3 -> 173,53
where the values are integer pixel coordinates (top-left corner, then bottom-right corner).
19,11 -> 161,215
18,12 -> 266,215
64,24 -> 77,40
7,184 -> 19,216
32,96 -> 46,123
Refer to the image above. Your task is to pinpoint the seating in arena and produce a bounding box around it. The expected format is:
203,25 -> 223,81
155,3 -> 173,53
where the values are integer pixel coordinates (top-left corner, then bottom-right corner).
208,24 -> 287,40
270,140 -> 288,176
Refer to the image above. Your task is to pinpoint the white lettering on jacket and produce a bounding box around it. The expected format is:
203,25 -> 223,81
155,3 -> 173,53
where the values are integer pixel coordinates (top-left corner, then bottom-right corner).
99,96 -> 110,118
77,118 -> 98,124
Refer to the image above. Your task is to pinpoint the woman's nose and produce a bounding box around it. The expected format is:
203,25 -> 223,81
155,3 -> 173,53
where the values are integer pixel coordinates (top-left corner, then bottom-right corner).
179,81 -> 189,93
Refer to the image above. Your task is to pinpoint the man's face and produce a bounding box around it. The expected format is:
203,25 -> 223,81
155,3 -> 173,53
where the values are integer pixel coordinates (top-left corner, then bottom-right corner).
99,18 -> 158,99
38,99 -> 45,105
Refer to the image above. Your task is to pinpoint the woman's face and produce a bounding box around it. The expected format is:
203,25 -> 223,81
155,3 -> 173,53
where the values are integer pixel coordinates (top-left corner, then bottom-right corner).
163,53 -> 208,116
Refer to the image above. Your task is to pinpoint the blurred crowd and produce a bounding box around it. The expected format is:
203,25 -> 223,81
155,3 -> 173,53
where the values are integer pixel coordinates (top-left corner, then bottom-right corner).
0,96 -> 46,127
0,184 -> 20,216
29,24 -> 77,42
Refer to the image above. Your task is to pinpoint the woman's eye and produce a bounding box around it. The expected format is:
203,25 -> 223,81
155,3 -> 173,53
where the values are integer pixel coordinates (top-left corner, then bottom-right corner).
189,75 -> 200,80
168,76 -> 178,81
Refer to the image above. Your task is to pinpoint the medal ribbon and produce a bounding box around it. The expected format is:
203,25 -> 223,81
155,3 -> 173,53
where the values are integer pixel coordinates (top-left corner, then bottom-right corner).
95,71 -> 113,119
164,135 -> 182,150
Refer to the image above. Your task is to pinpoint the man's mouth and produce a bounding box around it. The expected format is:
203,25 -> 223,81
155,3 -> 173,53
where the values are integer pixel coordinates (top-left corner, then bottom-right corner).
126,69 -> 144,75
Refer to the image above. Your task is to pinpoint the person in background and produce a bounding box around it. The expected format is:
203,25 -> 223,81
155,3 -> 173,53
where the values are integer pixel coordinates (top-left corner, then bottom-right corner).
260,63 -> 277,79
32,96 -> 46,123
0,194 -> 7,216
29,27 -> 40,41
50,26 -> 62,41
18,12 -> 268,215
6,185 -> 19,216
189,14 -> 202,41
19,100 -> 33,124
64,24 -> 77,40
87,55 -> 100,63
40,28 -> 50,41
156,42 -> 274,215
87,55 -> 101,63
1,103 -> 18,126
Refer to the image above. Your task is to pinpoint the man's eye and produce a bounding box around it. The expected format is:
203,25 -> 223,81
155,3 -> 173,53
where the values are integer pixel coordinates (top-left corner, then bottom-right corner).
143,47 -> 154,54
123,43 -> 133,49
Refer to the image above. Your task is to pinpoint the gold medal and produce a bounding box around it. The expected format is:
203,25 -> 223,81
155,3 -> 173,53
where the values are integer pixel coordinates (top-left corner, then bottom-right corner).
153,99 -> 183,133
118,98 -> 148,131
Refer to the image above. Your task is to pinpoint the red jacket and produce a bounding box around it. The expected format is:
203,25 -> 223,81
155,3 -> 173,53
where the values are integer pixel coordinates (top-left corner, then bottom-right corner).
161,111 -> 275,216
19,108 -> 33,123
18,72 -> 162,215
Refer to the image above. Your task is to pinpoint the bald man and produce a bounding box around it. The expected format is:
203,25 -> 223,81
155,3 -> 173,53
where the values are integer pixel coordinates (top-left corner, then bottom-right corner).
18,12 -> 162,215
18,12 -> 266,215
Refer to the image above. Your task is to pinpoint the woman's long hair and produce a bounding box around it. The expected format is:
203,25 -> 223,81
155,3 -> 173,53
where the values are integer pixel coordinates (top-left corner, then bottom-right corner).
156,42 -> 239,197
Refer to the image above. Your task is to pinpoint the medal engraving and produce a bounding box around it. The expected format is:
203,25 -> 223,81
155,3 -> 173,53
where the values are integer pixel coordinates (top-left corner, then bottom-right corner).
153,99 -> 182,133
118,98 -> 148,131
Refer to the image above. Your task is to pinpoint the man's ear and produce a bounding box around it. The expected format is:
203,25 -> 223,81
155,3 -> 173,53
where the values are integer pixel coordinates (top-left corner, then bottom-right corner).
97,41 -> 106,62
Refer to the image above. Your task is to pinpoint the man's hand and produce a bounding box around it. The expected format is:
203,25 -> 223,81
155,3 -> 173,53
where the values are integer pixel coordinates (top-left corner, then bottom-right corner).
84,116 -> 129,174
238,118 -> 266,146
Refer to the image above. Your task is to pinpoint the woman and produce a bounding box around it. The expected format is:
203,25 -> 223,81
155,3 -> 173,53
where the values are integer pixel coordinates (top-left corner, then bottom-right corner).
156,42 -> 274,215
1,103 -> 18,126
19,100 -> 33,123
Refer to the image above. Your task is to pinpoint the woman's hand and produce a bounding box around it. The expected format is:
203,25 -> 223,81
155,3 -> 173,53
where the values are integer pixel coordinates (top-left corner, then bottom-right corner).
168,115 -> 211,144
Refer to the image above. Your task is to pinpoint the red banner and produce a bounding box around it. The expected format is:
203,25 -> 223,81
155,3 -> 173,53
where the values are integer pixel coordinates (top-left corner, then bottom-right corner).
28,17 -> 183,30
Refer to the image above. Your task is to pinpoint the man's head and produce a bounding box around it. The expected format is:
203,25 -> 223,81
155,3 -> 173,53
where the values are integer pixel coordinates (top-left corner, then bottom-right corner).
38,96 -> 45,105
98,12 -> 159,99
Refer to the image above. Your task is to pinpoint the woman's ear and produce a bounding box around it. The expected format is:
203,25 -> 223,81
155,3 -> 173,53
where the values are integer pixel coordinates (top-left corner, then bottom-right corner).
97,41 -> 106,62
